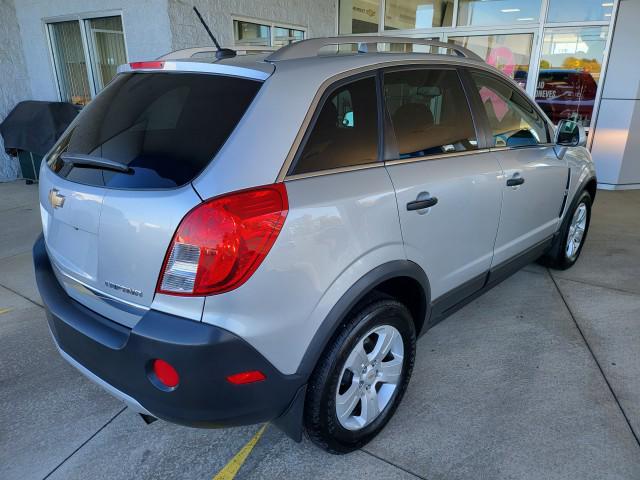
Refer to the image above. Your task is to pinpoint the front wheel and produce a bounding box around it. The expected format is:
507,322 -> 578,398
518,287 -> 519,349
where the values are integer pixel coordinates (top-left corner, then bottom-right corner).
541,190 -> 592,270
304,298 -> 416,453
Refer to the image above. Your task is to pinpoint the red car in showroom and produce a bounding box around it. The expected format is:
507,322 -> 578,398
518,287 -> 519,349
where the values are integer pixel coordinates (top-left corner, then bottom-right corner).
534,69 -> 598,124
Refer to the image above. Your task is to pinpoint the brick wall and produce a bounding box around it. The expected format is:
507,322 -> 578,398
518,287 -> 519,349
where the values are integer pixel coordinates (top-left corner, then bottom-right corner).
0,0 -> 31,181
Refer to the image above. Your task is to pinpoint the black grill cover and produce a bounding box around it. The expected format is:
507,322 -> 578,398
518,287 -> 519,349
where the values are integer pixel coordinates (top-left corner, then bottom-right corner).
1,101 -> 79,156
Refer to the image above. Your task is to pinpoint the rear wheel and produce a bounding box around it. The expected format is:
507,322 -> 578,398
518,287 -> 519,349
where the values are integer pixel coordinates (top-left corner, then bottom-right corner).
304,298 -> 416,453
541,190 -> 592,270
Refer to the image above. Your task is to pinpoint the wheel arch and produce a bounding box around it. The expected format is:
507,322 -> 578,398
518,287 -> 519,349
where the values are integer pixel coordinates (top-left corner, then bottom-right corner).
544,173 -> 596,264
585,176 -> 597,202
296,260 -> 431,379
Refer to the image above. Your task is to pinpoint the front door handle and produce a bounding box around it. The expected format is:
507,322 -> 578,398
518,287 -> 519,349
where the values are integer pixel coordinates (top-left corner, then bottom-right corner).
506,177 -> 525,187
407,197 -> 438,211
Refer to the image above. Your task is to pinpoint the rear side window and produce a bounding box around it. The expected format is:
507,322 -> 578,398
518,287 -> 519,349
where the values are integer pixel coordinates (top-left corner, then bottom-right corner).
48,73 -> 261,188
384,69 -> 478,160
471,71 -> 549,148
291,76 -> 379,176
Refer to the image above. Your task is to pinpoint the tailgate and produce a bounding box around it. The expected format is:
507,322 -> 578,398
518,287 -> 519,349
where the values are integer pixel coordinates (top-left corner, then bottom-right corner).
38,70 -> 262,327
40,166 -> 201,327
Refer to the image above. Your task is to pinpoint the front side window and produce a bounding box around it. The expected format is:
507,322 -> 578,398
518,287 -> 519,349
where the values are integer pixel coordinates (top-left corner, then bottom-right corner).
471,72 -> 549,148
292,76 -> 379,175
384,69 -> 478,159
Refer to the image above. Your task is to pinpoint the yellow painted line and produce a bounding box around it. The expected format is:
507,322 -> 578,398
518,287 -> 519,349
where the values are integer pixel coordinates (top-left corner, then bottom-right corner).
212,424 -> 268,480
0,308 -> 12,315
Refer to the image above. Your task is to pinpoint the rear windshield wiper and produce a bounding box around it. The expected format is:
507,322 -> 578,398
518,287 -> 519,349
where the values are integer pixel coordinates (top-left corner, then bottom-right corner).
60,153 -> 131,173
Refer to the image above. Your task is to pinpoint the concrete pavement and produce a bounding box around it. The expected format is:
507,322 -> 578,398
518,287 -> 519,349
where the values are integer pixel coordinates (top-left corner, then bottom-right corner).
1,180 -> 639,479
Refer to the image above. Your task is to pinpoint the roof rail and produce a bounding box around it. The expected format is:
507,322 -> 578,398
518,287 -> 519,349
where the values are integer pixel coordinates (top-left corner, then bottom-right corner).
265,36 -> 483,62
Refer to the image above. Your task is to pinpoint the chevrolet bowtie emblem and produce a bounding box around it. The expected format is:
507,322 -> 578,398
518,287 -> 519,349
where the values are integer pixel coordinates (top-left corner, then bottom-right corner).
48,188 -> 65,209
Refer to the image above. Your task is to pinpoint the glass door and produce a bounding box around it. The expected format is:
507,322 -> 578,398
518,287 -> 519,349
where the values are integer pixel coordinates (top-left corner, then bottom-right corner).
85,16 -> 128,92
48,21 -> 92,106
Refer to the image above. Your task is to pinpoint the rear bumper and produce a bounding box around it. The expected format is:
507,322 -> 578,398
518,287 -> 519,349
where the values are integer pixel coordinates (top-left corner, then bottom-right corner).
33,235 -> 304,428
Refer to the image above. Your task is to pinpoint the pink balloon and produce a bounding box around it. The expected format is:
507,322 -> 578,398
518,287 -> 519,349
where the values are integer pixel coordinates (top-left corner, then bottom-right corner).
487,46 -> 516,77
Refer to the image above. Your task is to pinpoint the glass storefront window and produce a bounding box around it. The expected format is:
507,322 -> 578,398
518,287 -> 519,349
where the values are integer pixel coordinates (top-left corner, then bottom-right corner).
339,0 -> 379,34
458,0 -> 542,26
385,0 -> 454,30
536,27 -> 609,126
449,34 -> 534,86
547,0 -> 614,23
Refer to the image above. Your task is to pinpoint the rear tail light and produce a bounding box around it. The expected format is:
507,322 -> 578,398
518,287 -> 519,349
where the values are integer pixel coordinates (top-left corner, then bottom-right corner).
157,184 -> 288,296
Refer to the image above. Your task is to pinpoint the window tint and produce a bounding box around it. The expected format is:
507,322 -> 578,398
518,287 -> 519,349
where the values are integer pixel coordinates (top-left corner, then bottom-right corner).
292,76 -> 379,175
384,69 -> 477,159
471,72 -> 549,148
48,73 -> 261,188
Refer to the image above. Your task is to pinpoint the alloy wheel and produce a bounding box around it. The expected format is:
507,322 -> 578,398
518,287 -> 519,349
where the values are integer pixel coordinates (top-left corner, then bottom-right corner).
566,202 -> 588,260
335,325 -> 404,431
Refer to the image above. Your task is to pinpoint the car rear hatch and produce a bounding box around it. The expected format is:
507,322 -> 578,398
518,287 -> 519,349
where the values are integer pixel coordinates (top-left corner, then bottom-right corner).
39,64 -> 266,327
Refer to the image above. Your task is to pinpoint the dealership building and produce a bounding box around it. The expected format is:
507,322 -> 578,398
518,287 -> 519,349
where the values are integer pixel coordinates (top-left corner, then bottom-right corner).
1,0 -> 638,189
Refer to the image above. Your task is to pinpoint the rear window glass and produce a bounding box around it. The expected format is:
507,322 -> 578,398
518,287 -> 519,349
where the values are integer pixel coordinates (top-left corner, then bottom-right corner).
48,72 -> 261,188
290,76 -> 379,176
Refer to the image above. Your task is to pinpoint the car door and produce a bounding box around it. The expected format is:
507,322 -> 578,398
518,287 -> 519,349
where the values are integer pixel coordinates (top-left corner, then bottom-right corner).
383,67 -> 504,314
466,70 -> 568,267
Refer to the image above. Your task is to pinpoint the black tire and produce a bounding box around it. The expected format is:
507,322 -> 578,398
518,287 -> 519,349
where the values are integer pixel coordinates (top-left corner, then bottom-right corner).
304,297 -> 416,454
540,190 -> 592,270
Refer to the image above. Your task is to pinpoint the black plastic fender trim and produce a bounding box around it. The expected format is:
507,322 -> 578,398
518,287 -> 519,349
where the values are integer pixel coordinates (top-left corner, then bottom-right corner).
295,260 -> 430,379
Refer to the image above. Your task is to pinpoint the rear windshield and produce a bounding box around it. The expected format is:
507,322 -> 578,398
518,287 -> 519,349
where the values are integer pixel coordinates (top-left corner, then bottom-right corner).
48,72 -> 261,188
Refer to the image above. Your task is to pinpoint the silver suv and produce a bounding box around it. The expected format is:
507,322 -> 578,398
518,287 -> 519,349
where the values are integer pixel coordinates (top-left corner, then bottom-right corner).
34,36 -> 596,453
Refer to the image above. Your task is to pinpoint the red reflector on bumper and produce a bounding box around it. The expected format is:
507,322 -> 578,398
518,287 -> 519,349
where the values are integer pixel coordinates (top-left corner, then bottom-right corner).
152,359 -> 179,388
226,370 -> 266,385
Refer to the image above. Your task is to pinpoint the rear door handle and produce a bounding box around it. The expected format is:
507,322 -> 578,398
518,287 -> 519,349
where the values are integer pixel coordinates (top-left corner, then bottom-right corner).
407,197 -> 438,211
506,177 -> 525,187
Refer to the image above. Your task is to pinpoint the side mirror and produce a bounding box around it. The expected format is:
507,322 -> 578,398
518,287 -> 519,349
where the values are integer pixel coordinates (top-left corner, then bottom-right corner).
555,119 -> 587,147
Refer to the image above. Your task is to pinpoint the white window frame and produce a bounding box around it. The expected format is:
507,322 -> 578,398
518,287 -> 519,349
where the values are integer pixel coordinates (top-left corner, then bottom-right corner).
44,10 -> 129,102
231,15 -> 307,51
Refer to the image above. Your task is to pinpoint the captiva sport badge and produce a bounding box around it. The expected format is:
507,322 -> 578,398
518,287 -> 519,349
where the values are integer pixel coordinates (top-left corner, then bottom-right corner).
104,281 -> 143,298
